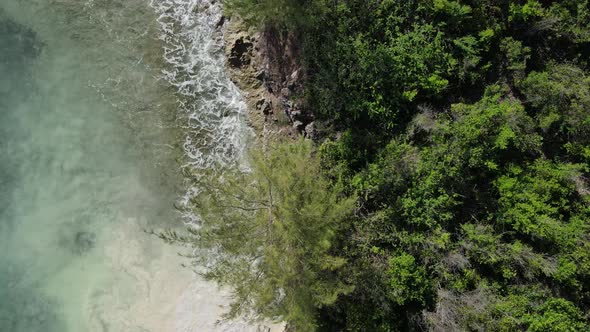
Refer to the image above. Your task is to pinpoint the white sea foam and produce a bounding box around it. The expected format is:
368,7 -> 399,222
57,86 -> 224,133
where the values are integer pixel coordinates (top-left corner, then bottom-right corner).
147,1 -> 279,331
150,0 -> 250,173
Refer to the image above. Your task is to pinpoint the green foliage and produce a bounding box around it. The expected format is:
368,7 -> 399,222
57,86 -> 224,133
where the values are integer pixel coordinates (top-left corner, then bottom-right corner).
495,160 -> 586,247
489,292 -> 589,332
306,11 -> 457,130
527,298 -> 589,332
500,37 -> 531,81
213,0 -> 590,330
433,0 -> 472,18
509,0 -> 545,22
387,252 -> 432,306
424,285 -> 589,331
519,64 -> 590,162
162,139 -> 355,330
222,0 -> 327,28
326,84 -> 590,329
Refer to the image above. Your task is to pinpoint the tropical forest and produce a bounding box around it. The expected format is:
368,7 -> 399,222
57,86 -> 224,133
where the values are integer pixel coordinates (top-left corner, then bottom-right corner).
170,0 -> 590,330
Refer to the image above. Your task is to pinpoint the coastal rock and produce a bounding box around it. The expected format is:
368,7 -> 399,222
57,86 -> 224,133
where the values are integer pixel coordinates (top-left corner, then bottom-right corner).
228,35 -> 253,68
292,120 -> 305,130
304,122 -> 316,139
222,16 -> 315,141
255,69 -> 267,81
256,98 -> 272,115
288,108 -> 301,119
280,87 -> 291,98
216,15 -> 226,28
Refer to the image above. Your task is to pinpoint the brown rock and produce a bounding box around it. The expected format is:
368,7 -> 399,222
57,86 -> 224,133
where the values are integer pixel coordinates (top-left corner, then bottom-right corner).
228,36 -> 252,68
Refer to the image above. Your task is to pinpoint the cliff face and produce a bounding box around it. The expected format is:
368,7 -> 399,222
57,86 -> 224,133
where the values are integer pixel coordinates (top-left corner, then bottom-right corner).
222,17 -> 316,142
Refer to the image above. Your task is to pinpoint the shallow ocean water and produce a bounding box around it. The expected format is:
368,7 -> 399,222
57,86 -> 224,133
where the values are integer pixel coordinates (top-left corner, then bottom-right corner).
0,1 -> 255,331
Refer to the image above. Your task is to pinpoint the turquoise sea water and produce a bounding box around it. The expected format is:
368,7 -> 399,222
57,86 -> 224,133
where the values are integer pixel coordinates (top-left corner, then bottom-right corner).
0,1 -> 187,331
0,0 -> 259,330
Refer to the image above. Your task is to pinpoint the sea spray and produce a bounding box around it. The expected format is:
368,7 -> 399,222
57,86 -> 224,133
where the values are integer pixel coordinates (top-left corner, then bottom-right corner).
150,0 -> 250,172
149,1 -> 272,330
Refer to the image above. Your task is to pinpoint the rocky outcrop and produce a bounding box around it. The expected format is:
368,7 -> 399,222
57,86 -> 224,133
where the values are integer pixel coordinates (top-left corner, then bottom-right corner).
222,17 -> 315,141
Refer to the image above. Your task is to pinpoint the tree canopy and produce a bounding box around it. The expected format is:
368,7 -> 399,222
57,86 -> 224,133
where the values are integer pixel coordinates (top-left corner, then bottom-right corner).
192,0 -> 590,330
161,139 -> 355,330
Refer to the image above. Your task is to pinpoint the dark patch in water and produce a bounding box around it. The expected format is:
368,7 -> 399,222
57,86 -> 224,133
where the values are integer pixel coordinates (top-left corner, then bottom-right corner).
0,8 -> 44,61
0,262 -> 66,332
74,231 -> 97,254
57,227 -> 98,255
0,8 -> 44,101
0,9 -> 44,231
0,13 -> 64,332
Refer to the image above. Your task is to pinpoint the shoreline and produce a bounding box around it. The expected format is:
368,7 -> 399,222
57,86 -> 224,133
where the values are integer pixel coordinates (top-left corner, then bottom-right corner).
220,16 -> 315,145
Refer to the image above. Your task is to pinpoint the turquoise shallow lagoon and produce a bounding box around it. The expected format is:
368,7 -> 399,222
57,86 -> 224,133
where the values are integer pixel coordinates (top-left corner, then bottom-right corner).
0,0 -> 263,330
0,1 -> 196,331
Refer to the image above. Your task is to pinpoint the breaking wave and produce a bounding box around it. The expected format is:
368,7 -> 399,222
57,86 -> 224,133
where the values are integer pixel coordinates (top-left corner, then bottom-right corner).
150,0 -> 250,173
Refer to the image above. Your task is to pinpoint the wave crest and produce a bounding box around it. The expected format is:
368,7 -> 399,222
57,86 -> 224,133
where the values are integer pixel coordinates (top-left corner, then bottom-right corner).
150,0 -> 250,173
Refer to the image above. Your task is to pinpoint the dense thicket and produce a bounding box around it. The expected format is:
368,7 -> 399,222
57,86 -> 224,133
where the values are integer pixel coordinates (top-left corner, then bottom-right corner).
218,1 -> 590,330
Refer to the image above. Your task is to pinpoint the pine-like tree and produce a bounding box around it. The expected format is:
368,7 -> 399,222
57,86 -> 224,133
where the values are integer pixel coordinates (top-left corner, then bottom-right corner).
160,139 -> 355,331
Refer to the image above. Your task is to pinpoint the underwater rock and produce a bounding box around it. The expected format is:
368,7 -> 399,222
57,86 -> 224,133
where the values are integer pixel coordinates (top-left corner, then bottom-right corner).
74,231 -> 96,254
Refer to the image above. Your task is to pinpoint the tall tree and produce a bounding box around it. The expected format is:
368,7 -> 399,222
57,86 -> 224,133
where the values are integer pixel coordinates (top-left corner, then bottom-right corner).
160,139 -> 355,330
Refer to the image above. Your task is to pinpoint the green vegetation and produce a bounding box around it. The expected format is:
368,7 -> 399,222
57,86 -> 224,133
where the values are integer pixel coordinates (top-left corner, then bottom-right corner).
175,0 -> 590,330
160,139 -> 355,330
